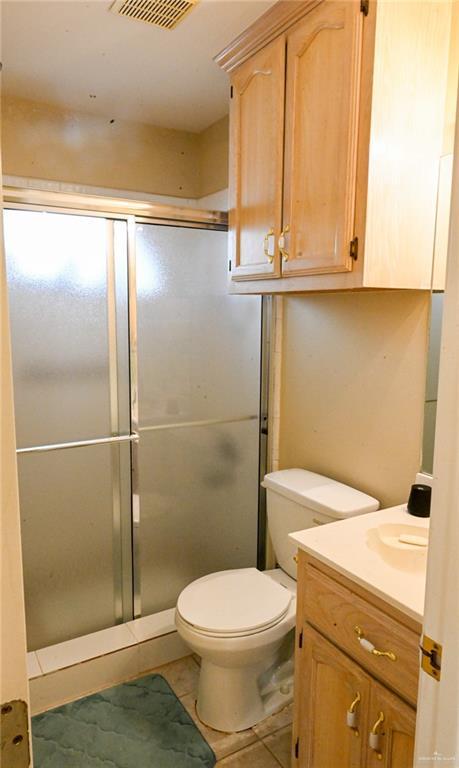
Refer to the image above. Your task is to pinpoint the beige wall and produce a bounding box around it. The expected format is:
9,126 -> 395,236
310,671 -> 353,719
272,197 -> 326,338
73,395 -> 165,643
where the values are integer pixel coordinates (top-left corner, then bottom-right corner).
1,95 -> 228,199
279,291 -> 430,509
198,115 -> 229,198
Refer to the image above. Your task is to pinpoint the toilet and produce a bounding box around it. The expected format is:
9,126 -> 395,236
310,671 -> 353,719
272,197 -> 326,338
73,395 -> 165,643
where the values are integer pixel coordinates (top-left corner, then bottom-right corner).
175,469 -> 379,733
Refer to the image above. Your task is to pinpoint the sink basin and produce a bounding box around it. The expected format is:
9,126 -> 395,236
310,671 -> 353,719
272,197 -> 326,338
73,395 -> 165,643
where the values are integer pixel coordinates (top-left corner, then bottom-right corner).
376,523 -> 429,550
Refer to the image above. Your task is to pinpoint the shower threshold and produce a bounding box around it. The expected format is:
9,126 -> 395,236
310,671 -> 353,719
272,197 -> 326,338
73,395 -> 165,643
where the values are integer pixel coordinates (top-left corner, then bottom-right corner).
27,609 -> 189,715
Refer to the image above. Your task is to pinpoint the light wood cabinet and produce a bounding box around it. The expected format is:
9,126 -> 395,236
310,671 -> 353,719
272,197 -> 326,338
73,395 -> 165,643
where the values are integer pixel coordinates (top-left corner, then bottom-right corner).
229,37 -> 285,281
216,0 -> 455,294
292,552 -> 419,768
366,682 -> 415,768
282,2 -> 362,278
302,559 -> 419,706
299,626 -> 371,768
432,0 -> 458,290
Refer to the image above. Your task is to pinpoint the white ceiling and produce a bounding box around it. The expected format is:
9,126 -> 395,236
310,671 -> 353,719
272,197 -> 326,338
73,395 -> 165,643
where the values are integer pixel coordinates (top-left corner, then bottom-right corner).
2,0 -> 275,133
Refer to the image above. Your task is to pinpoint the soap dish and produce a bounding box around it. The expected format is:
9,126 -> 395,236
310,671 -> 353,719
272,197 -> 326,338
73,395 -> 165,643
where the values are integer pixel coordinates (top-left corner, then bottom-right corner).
376,523 -> 429,551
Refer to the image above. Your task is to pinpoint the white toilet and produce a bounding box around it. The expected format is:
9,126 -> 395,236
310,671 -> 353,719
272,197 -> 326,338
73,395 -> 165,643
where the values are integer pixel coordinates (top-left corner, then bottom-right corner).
175,469 -> 379,733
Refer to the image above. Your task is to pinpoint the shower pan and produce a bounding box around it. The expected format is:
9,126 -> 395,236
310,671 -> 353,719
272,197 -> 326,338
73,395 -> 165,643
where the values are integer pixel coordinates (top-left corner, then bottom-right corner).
4,201 -> 263,651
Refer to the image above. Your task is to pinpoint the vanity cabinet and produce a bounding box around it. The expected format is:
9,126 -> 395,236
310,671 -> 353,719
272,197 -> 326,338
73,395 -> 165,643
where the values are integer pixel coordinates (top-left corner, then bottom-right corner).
367,682 -> 416,768
216,0 -> 454,294
298,626 -> 371,768
293,551 -> 419,768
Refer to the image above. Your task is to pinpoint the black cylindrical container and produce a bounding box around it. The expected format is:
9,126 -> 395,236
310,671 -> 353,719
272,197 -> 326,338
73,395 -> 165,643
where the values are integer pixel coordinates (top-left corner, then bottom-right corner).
407,484 -> 431,518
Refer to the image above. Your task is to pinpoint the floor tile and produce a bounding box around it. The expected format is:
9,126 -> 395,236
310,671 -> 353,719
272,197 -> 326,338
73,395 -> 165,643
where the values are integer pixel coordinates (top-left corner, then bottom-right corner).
253,703 -> 293,739
216,741 -> 281,767
180,693 -> 258,760
153,655 -> 200,697
263,725 -> 292,768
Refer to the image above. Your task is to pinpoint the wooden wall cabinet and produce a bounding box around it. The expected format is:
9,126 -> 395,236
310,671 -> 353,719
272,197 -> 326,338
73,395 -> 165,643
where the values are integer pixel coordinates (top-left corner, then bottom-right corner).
229,37 -> 285,280
293,552 -> 419,768
432,1 -> 458,290
216,0 -> 454,294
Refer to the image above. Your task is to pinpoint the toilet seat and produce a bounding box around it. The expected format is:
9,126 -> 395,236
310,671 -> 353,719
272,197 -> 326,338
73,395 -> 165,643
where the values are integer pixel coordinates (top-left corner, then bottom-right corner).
177,568 -> 292,638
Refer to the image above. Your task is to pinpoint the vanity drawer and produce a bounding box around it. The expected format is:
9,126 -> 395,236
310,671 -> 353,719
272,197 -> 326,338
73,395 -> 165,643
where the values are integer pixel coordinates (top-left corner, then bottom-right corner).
302,563 -> 420,705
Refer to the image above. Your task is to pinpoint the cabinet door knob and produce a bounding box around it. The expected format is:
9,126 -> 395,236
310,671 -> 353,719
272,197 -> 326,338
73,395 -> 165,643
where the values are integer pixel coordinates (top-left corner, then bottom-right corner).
354,625 -> 397,661
278,225 -> 290,261
346,691 -> 361,736
369,711 -> 385,760
263,228 -> 275,263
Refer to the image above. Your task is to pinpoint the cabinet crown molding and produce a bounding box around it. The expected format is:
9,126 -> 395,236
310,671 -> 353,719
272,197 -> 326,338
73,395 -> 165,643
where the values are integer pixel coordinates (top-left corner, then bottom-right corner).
214,0 -> 322,73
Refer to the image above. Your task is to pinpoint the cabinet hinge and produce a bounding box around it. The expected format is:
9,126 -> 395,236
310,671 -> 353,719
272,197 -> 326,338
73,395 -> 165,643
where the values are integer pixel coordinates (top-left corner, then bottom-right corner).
230,85 -> 233,99
350,236 -> 359,261
420,635 -> 442,681
1,700 -> 30,768
360,0 -> 369,15
294,737 -> 300,759
298,630 -> 303,649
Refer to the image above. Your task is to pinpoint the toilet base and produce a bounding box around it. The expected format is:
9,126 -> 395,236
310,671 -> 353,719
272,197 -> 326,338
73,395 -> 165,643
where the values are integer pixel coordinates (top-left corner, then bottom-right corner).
196,656 -> 293,733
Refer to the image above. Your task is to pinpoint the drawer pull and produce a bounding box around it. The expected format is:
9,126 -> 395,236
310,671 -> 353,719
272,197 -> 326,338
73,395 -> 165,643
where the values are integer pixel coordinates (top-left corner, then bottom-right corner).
354,626 -> 397,661
369,711 -> 385,760
346,691 -> 361,736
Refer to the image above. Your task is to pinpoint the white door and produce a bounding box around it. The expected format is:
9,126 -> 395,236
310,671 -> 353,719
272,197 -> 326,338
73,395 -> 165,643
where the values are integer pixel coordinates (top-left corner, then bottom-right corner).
414,89 -> 459,765
0,151 -> 32,761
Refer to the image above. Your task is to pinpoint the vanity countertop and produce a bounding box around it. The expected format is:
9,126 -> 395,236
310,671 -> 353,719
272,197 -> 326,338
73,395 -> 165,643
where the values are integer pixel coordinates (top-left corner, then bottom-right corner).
289,504 -> 429,624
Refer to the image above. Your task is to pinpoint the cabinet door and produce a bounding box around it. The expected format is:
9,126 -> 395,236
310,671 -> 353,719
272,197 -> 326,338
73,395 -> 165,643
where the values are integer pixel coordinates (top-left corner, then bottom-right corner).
229,37 -> 285,281
282,2 -> 364,277
366,682 -> 416,768
296,626 -> 371,768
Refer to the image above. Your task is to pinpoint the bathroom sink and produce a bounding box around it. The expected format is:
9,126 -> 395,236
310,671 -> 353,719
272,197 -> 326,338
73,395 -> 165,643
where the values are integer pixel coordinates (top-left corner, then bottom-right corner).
376,523 -> 429,551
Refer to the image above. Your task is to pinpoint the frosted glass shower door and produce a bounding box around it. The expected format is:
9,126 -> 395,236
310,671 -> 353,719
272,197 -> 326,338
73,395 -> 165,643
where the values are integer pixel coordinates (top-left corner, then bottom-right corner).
4,209 -> 133,650
136,224 -> 261,616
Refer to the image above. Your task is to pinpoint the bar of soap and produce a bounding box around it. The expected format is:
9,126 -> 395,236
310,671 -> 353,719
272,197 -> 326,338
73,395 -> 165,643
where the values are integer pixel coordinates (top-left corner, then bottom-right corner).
398,534 -> 428,547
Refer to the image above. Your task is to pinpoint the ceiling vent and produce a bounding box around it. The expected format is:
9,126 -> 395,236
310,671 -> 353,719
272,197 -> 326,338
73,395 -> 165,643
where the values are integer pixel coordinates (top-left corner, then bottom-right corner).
110,0 -> 199,30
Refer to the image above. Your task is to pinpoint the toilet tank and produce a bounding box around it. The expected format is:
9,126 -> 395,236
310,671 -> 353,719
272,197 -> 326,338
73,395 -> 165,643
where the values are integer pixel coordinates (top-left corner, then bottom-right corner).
262,469 -> 379,579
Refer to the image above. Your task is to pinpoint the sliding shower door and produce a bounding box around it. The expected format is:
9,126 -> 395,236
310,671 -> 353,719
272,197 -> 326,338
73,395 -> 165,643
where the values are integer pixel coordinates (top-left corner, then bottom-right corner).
5,206 -> 263,649
135,223 -> 261,616
4,209 -> 133,650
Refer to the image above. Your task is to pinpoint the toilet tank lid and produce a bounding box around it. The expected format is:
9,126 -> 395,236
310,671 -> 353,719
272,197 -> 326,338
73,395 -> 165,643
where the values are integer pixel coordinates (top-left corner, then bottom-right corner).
262,469 -> 379,519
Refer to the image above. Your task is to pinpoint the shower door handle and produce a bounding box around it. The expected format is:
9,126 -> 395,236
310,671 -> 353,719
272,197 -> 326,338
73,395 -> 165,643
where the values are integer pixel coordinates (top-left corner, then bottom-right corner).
16,433 -> 139,454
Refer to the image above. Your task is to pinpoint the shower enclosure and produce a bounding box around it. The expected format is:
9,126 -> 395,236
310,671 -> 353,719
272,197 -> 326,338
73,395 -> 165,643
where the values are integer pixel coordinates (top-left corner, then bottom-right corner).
4,200 -> 263,651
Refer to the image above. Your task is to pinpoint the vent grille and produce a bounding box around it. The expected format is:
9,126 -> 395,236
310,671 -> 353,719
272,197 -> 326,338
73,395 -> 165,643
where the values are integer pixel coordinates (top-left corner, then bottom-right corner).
110,0 -> 198,29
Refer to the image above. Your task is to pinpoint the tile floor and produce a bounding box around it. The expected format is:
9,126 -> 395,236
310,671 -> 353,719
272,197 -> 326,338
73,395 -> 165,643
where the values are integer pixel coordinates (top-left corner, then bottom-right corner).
151,655 -> 292,767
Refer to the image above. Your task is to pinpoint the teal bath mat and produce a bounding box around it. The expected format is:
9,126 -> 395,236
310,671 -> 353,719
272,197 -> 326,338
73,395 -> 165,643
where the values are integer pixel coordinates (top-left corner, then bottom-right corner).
32,674 -> 216,768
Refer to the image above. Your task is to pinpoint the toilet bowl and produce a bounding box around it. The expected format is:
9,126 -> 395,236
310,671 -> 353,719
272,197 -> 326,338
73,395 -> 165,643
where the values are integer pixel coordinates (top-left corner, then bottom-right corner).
175,469 -> 379,732
175,567 -> 296,732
